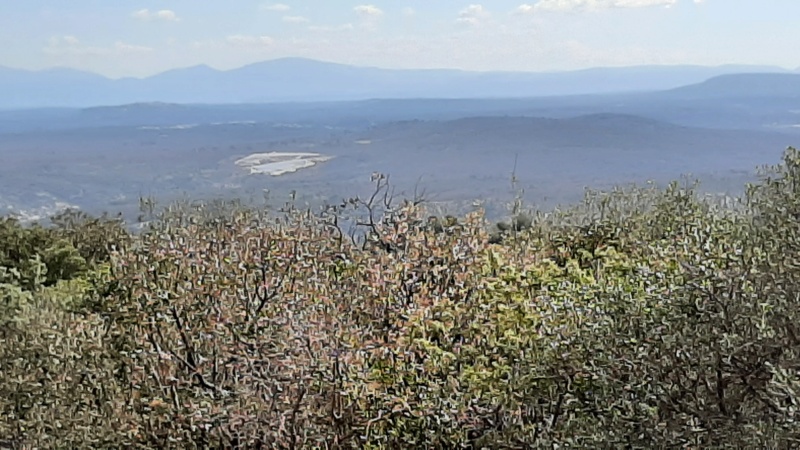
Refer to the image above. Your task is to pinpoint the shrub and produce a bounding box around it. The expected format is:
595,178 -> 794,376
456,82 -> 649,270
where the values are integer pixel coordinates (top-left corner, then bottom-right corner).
2,149 -> 800,448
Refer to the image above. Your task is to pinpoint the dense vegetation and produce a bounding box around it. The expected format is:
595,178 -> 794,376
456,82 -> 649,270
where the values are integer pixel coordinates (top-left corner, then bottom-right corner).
3,148 -> 800,448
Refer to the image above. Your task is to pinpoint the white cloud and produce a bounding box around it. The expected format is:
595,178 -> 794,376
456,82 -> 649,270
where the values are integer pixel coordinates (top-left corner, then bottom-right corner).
131,9 -> 150,20
132,9 -> 180,21
283,15 -> 310,24
262,3 -> 291,11
515,4 -> 535,14
44,36 -> 153,57
48,36 -> 78,48
354,5 -> 384,17
308,23 -> 355,33
457,4 -> 490,26
155,10 -> 178,21
461,5 -> 487,16
402,7 -> 416,17
354,5 -> 384,31
113,42 -> 154,54
524,0 -> 676,13
225,35 -> 274,48
61,35 -> 80,46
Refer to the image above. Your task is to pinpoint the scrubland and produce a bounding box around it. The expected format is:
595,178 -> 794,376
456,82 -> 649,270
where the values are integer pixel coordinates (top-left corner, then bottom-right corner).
3,149 -> 800,448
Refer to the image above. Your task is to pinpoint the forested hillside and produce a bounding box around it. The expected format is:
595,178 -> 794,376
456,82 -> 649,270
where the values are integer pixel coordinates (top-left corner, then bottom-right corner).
3,148 -> 800,448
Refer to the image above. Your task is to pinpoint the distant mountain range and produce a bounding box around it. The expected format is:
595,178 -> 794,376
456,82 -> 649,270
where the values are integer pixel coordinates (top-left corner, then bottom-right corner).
658,73 -> 800,99
0,57 -> 797,108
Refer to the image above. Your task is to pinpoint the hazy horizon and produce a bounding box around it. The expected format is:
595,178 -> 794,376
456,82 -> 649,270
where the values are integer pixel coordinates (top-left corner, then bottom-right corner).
3,1 -> 800,78
1,56 -> 796,82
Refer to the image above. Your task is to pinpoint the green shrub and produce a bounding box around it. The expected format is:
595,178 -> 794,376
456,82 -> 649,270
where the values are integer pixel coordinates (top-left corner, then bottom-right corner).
2,148 -> 800,448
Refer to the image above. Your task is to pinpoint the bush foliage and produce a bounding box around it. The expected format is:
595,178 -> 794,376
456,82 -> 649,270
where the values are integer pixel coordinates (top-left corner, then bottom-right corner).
2,149 -> 800,448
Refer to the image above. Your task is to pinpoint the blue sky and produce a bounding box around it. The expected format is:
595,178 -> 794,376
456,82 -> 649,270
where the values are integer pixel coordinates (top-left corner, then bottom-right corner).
0,0 -> 797,78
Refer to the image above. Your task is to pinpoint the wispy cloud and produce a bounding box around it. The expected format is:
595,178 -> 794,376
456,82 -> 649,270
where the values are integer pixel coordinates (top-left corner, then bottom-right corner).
44,36 -> 153,57
131,9 -> 180,21
61,35 -> 80,46
518,0 -> 676,13
354,5 -> 384,31
515,4 -> 535,14
402,7 -> 416,17
457,5 -> 489,26
354,5 -> 384,17
225,35 -> 274,48
308,23 -> 355,33
114,42 -> 155,54
262,3 -> 291,12
282,15 -> 310,24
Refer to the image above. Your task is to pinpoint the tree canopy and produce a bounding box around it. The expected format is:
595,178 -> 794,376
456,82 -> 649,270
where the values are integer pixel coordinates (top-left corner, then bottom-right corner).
2,148 -> 800,448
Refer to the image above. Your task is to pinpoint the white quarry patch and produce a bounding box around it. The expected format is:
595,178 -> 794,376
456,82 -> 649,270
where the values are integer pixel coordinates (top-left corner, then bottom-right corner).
6,201 -> 80,224
235,152 -> 333,176
138,124 -> 198,130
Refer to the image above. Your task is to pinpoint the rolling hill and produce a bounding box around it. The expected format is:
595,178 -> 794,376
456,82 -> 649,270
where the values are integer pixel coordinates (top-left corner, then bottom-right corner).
658,73 -> 800,99
2,112 -> 792,221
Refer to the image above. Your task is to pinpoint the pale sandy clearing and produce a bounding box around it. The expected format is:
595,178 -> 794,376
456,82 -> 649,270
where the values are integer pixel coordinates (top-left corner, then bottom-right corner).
235,152 -> 333,176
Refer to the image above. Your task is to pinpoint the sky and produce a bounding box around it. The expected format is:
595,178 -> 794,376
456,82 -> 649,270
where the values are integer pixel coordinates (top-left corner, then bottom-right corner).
0,0 -> 798,78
